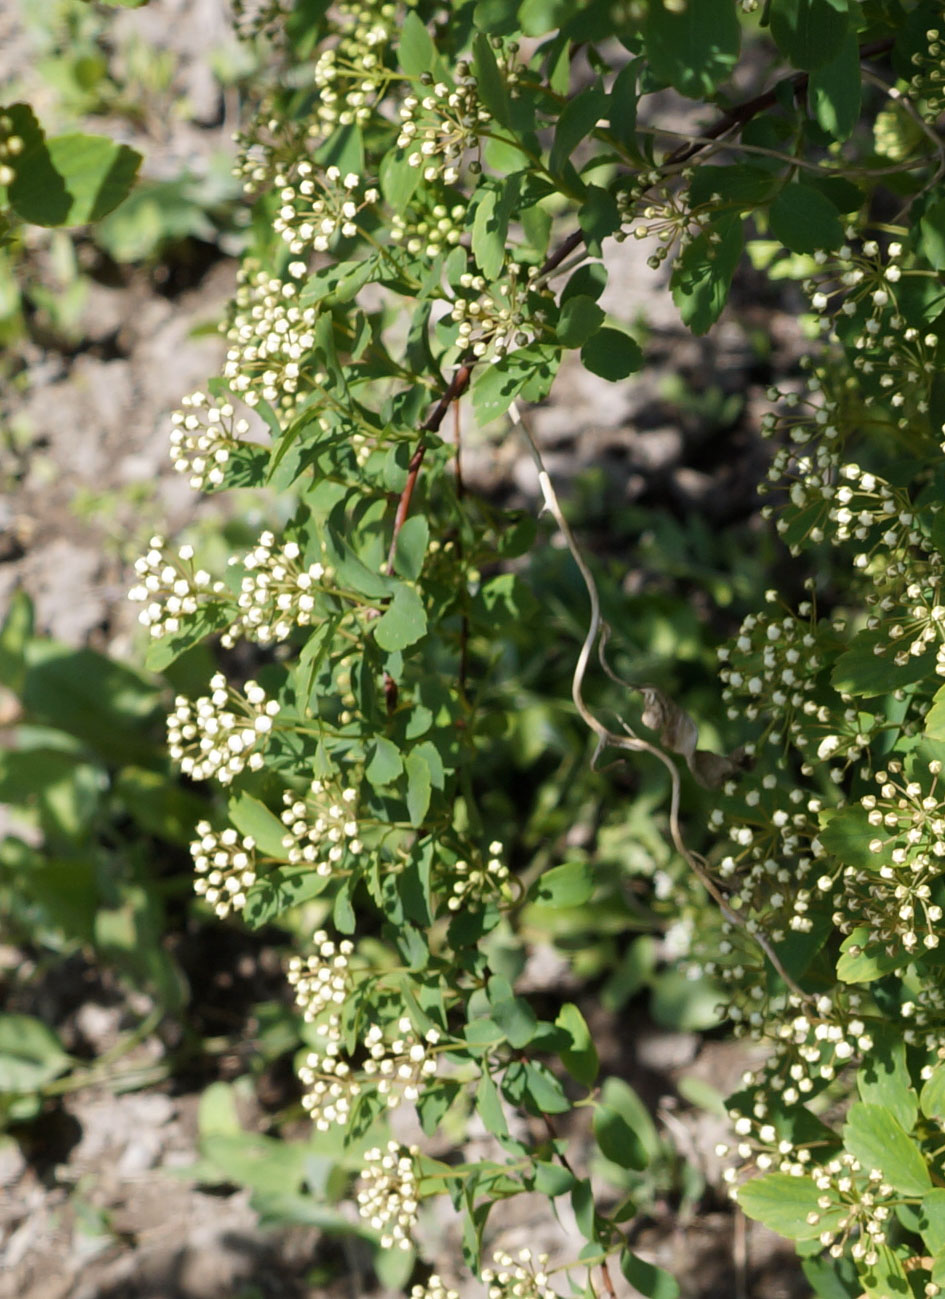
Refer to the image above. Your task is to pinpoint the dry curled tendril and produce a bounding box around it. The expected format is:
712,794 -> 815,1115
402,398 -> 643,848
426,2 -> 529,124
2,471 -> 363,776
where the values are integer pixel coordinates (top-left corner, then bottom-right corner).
510,400 -> 802,998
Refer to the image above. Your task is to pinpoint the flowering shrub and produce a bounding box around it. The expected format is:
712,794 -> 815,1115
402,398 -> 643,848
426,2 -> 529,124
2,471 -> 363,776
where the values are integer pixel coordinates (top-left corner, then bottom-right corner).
130,2 -> 945,1298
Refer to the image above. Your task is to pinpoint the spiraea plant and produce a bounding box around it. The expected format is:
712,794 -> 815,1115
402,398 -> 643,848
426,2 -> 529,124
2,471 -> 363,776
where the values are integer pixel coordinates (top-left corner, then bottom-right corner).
133,1 -> 945,1297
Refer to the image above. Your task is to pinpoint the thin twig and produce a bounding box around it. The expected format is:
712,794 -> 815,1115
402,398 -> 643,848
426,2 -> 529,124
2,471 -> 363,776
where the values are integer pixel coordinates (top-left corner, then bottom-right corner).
510,401 -> 809,1000
454,399 -> 470,700
384,363 -> 474,574
664,36 -> 894,167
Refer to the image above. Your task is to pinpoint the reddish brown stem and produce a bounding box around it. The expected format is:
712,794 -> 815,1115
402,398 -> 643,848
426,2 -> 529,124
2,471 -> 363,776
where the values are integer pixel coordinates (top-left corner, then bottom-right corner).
385,363 -> 474,575
454,400 -> 469,700
665,36 -> 894,166
599,1259 -> 618,1299
384,33 -> 896,574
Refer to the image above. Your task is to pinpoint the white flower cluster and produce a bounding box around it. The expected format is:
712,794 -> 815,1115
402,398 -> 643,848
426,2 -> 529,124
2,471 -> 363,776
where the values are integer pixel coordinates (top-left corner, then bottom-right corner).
298,1014 -> 357,1129
616,172 -> 713,270
287,930 -> 353,1022
128,536 -> 226,639
772,458 -> 945,677
273,162 -> 379,256
356,1141 -> 420,1250
807,240 -> 935,431
166,673 -> 279,785
910,27 -> 945,120
446,841 -> 509,911
447,263 -> 544,360
718,595 -> 824,747
390,200 -> 465,259
222,531 -> 329,648
409,1276 -> 459,1299
310,1 -> 396,140
279,779 -> 362,873
841,760 -> 945,955
482,1249 -> 557,1299
223,263 -> 321,413
170,391 -> 251,491
298,1014 -> 440,1129
770,996 -> 873,1094
398,64 -> 489,185
190,822 -> 257,917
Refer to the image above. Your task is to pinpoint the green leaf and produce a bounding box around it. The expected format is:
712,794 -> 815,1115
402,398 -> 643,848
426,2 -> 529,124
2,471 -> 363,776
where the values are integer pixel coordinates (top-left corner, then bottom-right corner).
650,968 -> 722,1031
769,183 -> 844,254
502,1059 -> 570,1115
489,991 -> 537,1049
557,294 -> 605,348
10,131 -> 142,227
472,32 -> 512,128
0,1014 -> 71,1093
602,1077 -> 660,1161
333,876 -> 356,933
198,1080 -> 242,1136
571,1177 -> 597,1240
809,31 -> 861,141
471,178 -> 520,281
619,1249 -> 680,1299
374,585 -> 427,651
800,1253 -> 862,1299
561,262 -> 607,305
594,1103 -> 648,1171
688,164 -> 781,208
465,1017 -> 505,1049
200,1132 -> 307,1196
608,60 -> 639,152
534,1161 -> 574,1196
580,326 -> 643,380
366,737 -> 403,786
857,1243 -> 910,1299
836,927 -> 909,984
831,629 -> 936,696
404,748 -> 432,825
555,1003 -> 598,1086
392,515 -> 429,582
397,11 -> 436,75
843,1102 -> 931,1196
549,85 -> 605,180
0,587 -> 33,694
643,0 -> 740,97
817,807 -> 876,870
857,1032 -> 918,1132
114,767 -> 206,846
227,792 -> 287,859
671,214 -> 743,335
769,0 -> 850,71
518,0 -> 574,35
578,184 -> 620,257
738,1172 -> 844,1240
379,148 -> 421,214
472,343 -> 561,424
244,869 -> 332,927
145,605 -> 231,672
531,860 -> 594,907
921,1065 -> 945,1124
22,640 -> 160,766
920,197 -> 945,272
924,683 -> 945,740
920,1188 -> 945,1255
476,1070 -> 509,1137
